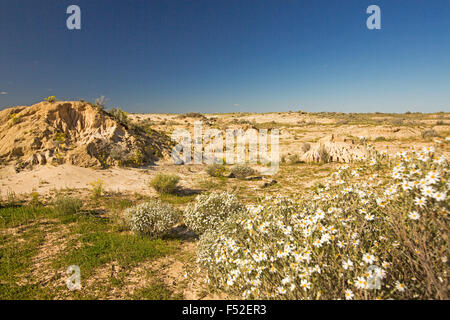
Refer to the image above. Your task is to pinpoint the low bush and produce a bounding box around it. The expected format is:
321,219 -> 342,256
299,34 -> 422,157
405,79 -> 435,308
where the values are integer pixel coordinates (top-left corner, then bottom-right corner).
206,164 -> 227,177
149,173 -> 180,194
90,179 -> 104,199
184,192 -> 245,235
421,129 -> 440,139
125,200 -> 180,237
230,165 -> 256,179
45,96 -> 56,103
53,195 -> 83,215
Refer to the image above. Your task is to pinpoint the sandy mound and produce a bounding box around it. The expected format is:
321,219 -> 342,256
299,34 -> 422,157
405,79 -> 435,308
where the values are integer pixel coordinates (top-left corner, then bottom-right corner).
0,101 -> 171,171
299,135 -> 369,163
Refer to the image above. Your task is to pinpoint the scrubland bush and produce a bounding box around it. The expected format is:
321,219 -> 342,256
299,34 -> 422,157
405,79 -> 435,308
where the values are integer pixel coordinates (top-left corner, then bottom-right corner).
89,179 -> 104,199
8,113 -> 21,125
29,191 -> 41,207
53,195 -> 83,215
150,173 -> 180,194
206,163 -> 227,177
422,129 -> 440,139
197,145 -> 448,300
317,145 -> 330,163
301,143 -> 311,153
184,192 -> 245,235
45,96 -> 56,103
109,108 -> 129,125
125,200 -> 179,237
230,165 -> 256,179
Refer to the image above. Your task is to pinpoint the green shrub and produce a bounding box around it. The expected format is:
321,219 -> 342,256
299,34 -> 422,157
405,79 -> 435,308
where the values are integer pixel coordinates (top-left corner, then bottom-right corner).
149,173 -> 180,194
29,192 -> 41,207
125,200 -> 180,237
230,165 -> 256,179
184,192 -> 245,235
8,113 -> 21,125
53,195 -> 82,215
206,163 -> 227,177
109,108 -> 129,125
89,179 -> 104,199
45,96 -> 56,103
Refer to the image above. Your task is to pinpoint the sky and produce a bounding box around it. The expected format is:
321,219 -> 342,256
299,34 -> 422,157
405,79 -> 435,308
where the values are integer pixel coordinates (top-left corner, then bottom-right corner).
0,0 -> 449,113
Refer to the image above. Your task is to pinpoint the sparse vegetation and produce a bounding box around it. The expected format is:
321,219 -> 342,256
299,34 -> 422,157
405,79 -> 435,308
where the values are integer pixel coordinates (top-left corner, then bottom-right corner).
89,179 -> 104,199
206,163 -> 227,177
53,195 -> 83,215
109,107 -> 129,125
230,164 -> 256,179
8,113 -> 21,125
422,129 -> 440,139
149,173 -> 180,194
45,96 -> 56,103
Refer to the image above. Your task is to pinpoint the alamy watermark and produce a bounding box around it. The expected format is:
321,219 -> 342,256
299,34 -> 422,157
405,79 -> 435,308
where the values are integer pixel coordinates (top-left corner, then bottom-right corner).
367,265 -> 384,290
171,121 -> 279,175
366,5 -> 381,30
66,265 -> 81,290
66,5 -> 81,30
66,5 -> 381,31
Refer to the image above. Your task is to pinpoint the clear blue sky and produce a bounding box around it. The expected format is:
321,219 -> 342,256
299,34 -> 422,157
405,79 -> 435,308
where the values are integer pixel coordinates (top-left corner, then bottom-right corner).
0,0 -> 449,113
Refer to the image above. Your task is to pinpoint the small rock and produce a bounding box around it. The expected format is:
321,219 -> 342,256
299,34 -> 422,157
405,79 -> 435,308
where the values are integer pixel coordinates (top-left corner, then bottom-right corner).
262,179 -> 277,188
246,176 -> 262,181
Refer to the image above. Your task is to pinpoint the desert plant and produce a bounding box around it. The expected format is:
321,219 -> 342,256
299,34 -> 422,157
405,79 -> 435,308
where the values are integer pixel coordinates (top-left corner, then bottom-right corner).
5,189 -> 17,207
109,107 -> 129,125
149,173 -> 180,194
184,192 -> 246,235
110,146 -> 126,161
301,143 -> 311,153
125,200 -> 180,238
390,118 -> 404,126
8,113 -> 21,125
421,129 -> 440,139
95,95 -> 108,109
206,163 -> 227,177
53,195 -> 83,215
89,179 -> 104,199
45,96 -> 56,103
197,146 -> 449,300
317,144 -> 330,163
230,164 -> 256,179
29,191 -> 41,207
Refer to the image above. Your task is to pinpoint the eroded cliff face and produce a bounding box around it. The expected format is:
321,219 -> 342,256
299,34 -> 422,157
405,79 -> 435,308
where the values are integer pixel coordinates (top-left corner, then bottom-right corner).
0,101 -> 171,171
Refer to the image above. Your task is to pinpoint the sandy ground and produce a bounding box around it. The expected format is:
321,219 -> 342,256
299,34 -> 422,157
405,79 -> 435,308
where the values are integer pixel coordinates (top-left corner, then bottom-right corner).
0,164 -> 152,195
1,111 -> 449,197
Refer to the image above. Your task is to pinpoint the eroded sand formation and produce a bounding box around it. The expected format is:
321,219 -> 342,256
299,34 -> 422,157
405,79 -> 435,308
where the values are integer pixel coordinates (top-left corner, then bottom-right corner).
0,101 -> 171,171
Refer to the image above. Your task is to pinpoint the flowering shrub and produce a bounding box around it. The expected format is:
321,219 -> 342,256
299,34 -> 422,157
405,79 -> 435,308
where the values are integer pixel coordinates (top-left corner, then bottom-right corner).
45,96 -> 56,103
206,163 -> 227,177
126,200 -> 180,238
184,192 -> 246,235
197,144 -> 449,299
